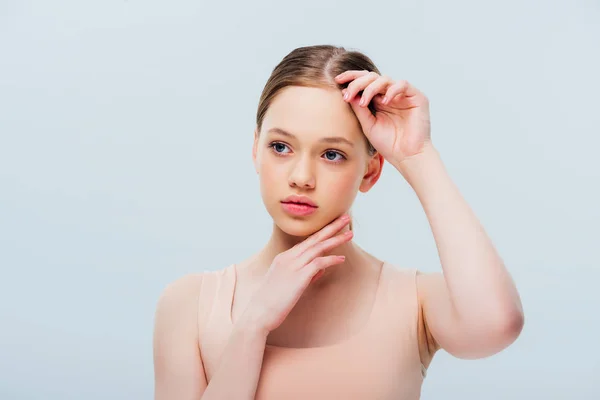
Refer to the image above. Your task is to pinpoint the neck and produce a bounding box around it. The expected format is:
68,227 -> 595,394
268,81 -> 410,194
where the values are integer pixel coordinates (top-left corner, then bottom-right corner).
250,222 -> 367,292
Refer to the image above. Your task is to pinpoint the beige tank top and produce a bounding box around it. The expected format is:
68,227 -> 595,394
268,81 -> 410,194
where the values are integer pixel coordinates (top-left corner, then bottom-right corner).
197,261 -> 427,399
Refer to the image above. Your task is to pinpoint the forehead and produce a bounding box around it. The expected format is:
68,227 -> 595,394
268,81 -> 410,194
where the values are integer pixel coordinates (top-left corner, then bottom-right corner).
262,86 -> 362,141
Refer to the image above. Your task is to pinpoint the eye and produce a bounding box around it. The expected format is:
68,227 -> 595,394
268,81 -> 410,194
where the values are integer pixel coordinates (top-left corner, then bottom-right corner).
323,150 -> 346,162
268,141 -> 291,154
267,141 -> 347,163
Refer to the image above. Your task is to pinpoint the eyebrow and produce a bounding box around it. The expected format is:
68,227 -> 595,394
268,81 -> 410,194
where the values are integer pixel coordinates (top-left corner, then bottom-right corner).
266,127 -> 355,148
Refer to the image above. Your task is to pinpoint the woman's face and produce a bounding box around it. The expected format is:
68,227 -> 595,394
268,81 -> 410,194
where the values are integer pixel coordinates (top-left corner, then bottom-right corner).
253,85 -> 383,237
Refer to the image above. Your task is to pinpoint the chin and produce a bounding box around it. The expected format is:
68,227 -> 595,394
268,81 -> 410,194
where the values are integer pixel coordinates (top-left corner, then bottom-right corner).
273,215 -> 318,237
280,222 -> 319,238
274,208 -> 345,238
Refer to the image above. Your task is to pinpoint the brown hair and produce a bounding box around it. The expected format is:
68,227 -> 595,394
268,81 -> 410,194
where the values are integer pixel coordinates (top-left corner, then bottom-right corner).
255,45 -> 381,231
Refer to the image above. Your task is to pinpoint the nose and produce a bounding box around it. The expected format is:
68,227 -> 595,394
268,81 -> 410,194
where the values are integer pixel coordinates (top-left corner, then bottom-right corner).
288,155 -> 315,189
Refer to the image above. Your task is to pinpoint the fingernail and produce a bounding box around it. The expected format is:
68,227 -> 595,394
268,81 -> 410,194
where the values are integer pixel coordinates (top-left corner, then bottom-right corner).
343,92 -> 349,100
341,214 -> 350,221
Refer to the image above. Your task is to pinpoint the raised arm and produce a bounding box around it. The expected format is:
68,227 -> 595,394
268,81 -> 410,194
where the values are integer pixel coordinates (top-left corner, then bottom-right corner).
331,70 -> 524,360
400,146 -> 524,360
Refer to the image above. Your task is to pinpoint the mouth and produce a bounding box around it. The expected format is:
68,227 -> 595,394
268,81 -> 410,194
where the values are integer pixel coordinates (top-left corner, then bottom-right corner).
281,195 -> 318,208
281,201 -> 318,216
281,201 -> 317,207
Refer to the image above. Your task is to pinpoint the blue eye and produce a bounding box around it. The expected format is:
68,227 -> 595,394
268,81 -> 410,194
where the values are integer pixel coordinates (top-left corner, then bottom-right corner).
270,142 -> 291,154
324,150 -> 345,162
268,142 -> 346,163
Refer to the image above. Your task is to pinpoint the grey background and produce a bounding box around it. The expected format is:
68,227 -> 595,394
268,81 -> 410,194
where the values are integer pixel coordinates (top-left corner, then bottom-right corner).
1,0 -> 599,399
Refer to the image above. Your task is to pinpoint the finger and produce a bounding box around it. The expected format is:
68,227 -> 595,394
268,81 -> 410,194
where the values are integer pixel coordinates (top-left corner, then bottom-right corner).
334,70 -> 370,84
343,72 -> 380,104
304,255 -> 346,280
382,80 -> 420,104
298,229 -> 353,267
306,218 -> 353,252
345,91 -> 377,135
359,75 -> 394,108
282,214 -> 351,267
287,214 -> 350,258
373,93 -> 387,104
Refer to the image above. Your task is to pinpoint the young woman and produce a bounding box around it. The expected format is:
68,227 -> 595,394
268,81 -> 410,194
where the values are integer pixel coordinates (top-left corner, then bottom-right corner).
153,44 -> 524,400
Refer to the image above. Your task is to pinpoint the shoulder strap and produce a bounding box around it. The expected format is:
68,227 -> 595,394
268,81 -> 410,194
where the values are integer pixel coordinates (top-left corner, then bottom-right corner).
197,270 -> 219,340
197,265 -> 236,340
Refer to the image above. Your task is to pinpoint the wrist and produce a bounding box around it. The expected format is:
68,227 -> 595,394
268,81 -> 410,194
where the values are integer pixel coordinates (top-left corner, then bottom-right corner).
235,309 -> 271,339
393,142 -> 442,183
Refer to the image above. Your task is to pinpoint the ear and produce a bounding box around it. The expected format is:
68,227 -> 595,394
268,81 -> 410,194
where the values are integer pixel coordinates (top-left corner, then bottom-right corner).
359,152 -> 384,193
252,128 -> 259,174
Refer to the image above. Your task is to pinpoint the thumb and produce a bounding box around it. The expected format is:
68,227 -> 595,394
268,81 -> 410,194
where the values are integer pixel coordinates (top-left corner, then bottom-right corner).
310,269 -> 325,284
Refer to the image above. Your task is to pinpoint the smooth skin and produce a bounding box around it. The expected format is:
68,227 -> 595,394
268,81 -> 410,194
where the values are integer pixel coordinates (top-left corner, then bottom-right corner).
336,70 -> 524,358
154,215 -> 353,400
153,70 -> 525,399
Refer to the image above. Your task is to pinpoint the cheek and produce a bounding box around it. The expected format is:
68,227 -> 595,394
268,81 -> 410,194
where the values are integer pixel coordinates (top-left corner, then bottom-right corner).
258,159 -> 283,196
328,173 -> 360,197
328,159 -> 364,188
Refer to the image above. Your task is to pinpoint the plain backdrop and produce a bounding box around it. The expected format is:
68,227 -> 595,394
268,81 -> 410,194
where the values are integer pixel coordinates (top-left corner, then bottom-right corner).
1,1 -> 599,399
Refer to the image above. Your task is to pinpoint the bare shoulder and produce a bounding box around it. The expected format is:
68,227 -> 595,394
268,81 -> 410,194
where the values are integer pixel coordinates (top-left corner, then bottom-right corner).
155,273 -> 205,314
153,266 -> 230,331
154,273 -> 206,336
153,273 -> 212,399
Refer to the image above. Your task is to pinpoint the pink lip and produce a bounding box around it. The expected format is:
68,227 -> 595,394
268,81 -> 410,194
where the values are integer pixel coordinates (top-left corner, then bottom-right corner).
282,195 -> 317,207
281,202 -> 318,216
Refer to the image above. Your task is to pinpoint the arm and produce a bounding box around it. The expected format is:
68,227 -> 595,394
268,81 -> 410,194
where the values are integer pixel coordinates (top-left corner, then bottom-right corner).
153,274 -> 268,400
153,274 -> 206,399
201,314 -> 268,400
396,144 -> 524,360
